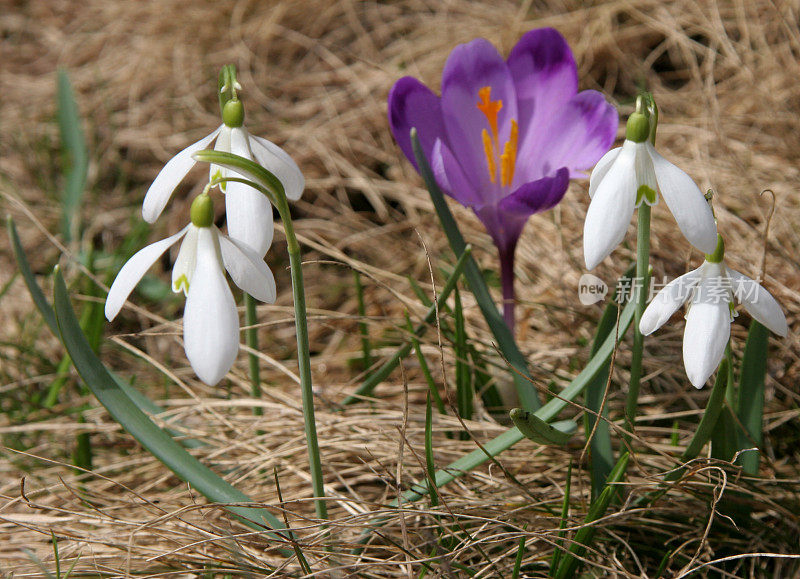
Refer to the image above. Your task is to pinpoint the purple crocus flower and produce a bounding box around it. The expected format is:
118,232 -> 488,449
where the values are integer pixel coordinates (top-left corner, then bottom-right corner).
388,28 -> 617,332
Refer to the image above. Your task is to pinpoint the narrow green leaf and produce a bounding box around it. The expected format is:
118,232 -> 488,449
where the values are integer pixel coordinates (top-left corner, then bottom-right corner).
56,70 -> 88,243
8,216 -> 58,334
9,217 -> 204,448
711,354 -> 737,462
553,453 -> 629,579
341,244 -> 472,405
52,268 -> 287,536
244,292 -> 263,416
512,524 -> 528,579
410,129 -> 540,412
550,461 -> 572,574
736,322 -> 769,475
584,295 -> 621,498
510,409 -> 575,445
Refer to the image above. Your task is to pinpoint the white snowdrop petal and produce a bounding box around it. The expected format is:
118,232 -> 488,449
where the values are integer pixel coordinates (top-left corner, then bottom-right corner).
683,298 -> 731,389
588,147 -> 621,199
583,142 -> 638,270
219,235 -> 277,303
142,127 -> 222,223
250,135 -> 305,201
223,129 -> 274,256
105,226 -> 189,321
727,267 -> 788,337
647,143 -> 717,254
210,126 -> 233,185
183,228 -> 240,386
634,143 -> 658,205
639,267 -> 701,335
171,225 -> 199,295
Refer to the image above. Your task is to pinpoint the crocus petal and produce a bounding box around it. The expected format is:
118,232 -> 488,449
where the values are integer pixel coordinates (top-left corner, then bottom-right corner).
498,167 -> 570,216
647,143 -> 717,254
517,91 -> 618,182
387,76 -> 447,172
683,298 -> 731,389
441,38 -> 518,195
224,129 -> 274,257
250,135 -> 305,201
727,267 -> 788,337
639,267 -> 701,335
476,167 -> 569,252
183,228 -> 239,386
589,147 -> 621,198
430,138 -> 482,206
219,234 -> 277,304
506,28 -> 578,157
583,142 -> 637,270
172,225 -> 199,295
105,226 -> 189,321
142,127 -> 222,223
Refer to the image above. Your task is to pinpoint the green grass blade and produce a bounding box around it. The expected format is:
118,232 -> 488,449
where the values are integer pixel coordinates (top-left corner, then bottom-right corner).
408,314 -> 446,415
425,392 -> 439,508
736,322 -> 769,474
409,129 -> 540,412
341,244 -> 472,405
56,70 -> 88,243
510,409 -> 576,445
454,287 -> 473,436
512,524 -> 528,579
52,268 -> 287,536
550,462 -> 572,574
353,270 -> 373,370
553,452 -> 629,579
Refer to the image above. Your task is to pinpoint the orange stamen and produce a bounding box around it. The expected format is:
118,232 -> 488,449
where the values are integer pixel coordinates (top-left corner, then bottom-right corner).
477,86 -> 502,147
500,119 -> 518,187
481,129 -> 497,183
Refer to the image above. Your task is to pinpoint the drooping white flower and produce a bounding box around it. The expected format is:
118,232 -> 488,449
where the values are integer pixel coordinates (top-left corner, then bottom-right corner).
583,108 -> 717,270
639,236 -> 787,388
106,194 -> 276,386
141,99 -> 304,257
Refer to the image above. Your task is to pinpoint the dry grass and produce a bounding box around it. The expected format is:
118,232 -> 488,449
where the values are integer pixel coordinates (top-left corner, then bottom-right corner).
1,0 -> 800,576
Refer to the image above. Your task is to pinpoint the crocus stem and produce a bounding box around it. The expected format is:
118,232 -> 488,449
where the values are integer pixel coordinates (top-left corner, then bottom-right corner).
498,243 -> 516,335
244,292 -> 262,416
276,197 -> 328,522
625,203 -> 651,439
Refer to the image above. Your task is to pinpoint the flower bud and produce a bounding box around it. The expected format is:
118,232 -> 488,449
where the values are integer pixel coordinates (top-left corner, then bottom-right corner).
222,99 -> 244,128
190,193 -> 215,228
625,111 -> 650,143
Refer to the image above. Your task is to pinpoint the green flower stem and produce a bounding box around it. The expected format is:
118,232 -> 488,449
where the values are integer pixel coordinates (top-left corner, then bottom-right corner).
193,151 -> 327,521
275,194 -> 328,522
244,292 -> 262,416
625,202 -> 651,439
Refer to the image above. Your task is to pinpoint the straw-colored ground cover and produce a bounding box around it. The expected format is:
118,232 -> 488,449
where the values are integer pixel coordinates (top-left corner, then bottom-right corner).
1,0 -> 799,575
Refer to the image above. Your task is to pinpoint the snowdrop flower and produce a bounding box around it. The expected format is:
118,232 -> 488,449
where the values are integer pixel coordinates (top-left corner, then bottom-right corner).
106,193 -> 277,386
141,98 -> 304,257
584,102 -> 718,270
640,235 -> 787,388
